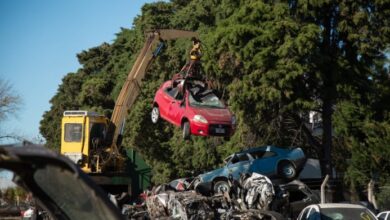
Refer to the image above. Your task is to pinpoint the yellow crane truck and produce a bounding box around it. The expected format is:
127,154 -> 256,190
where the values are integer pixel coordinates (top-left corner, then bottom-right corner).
60,30 -> 199,195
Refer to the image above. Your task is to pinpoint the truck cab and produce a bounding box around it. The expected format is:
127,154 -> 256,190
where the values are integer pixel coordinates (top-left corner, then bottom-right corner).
61,110 -> 108,173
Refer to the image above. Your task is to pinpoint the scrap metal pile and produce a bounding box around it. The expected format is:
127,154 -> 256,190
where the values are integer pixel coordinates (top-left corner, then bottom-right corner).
123,173 -> 285,220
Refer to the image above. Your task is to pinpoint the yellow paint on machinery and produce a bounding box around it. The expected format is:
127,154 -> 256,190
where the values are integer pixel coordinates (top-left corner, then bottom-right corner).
61,110 -> 108,173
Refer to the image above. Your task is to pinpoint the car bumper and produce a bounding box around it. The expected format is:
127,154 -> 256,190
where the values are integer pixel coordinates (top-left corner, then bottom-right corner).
293,157 -> 307,172
190,121 -> 234,137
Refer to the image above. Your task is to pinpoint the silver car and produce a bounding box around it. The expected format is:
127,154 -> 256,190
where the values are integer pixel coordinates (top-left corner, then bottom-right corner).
297,203 -> 378,220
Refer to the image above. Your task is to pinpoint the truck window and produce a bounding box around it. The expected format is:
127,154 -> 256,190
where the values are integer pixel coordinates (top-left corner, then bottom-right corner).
64,123 -> 82,142
90,123 -> 106,140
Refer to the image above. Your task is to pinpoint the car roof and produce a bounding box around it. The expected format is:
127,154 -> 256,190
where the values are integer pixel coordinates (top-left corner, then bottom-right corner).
315,203 -> 369,209
238,145 -> 288,154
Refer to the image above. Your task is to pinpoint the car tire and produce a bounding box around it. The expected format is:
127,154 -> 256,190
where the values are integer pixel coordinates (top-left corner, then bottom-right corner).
182,121 -> 190,140
278,161 -> 297,180
213,180 -> 230,195
151,106 -> 159,124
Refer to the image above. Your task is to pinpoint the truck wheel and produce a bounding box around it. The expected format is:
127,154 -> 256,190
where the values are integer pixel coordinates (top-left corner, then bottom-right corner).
182,121 -> 190,140
213,180 -> 230,195
151,106 -> 159,124
278,161 -> 297,180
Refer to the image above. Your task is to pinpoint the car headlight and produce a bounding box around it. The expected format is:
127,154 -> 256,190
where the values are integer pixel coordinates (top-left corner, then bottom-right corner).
193,115 -> 208,124
231,115 -> 237,125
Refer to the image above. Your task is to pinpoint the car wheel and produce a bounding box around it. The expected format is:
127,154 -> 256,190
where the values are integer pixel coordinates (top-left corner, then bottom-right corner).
213,180 -> 230,195
278,161 -> 297,180
151,106 -> 159,124
182,121 -> 190,140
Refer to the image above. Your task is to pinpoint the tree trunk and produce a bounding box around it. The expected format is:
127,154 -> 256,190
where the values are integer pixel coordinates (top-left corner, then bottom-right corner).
322,98 -> 333,177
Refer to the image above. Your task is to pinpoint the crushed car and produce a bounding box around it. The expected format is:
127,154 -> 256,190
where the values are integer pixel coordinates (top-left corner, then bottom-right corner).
0,144 -> 125,220
271,180 -> 320,219
136,172 -> 284,220
151,79 -> 236,139
197,146 -> 306,194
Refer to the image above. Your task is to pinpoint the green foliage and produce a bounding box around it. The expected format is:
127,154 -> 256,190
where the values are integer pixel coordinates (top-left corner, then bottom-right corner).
40,0 -> 390,194
2,186 -> 28,203
377,185 -> 390,210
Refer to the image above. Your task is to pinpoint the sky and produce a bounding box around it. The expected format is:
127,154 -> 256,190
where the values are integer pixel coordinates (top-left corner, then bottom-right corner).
0,0 -> 160,144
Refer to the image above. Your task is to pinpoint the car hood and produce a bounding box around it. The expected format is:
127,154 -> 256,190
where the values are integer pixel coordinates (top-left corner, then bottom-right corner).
198,167 -> 227,183
191,108 -> 232,123
0,145 -> 124,220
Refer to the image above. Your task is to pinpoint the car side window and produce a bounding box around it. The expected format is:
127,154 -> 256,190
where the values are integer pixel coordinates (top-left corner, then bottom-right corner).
230,154 -> 250,164
307,211 -> 320,220
238,154 -> 250,162
263,151 -> 276,157
378,213 -> 386,220
165,87 -> 183,100
299,207 -> 311,220
250,150 -> 276,159
250,151 -> 265,159
306,206 -> 321,220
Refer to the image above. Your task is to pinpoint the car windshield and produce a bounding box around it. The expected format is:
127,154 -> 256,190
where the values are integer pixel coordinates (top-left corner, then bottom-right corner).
33,165 -> 116,220
223,156 -> 232,164
189,92 -> 225,109
320,207 -> 376,220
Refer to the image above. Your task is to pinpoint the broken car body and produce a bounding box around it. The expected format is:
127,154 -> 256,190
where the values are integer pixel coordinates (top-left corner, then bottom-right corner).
197,146 -> 306,194
0,145 -> 124,220
142,172 -> 283,220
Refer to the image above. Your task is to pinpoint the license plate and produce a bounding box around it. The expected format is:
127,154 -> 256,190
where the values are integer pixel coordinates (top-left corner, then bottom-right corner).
215,128 -> 225,134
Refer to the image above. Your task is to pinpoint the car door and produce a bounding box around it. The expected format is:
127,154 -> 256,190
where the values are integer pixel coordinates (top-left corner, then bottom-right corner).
226,153 -> 253,179
160,87 -> 178,123
168,93 -> 186,126
248,148 -> 278,175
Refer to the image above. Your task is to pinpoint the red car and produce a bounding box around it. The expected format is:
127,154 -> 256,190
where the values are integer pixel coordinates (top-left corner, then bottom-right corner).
151,80 -> 236,139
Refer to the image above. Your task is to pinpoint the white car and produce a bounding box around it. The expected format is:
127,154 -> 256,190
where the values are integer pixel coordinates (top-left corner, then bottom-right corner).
297,203 -> 377,220
378,211 -> 390,220
21,207 -> 34,219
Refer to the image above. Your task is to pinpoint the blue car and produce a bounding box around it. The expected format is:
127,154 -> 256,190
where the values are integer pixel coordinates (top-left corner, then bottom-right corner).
197,146 -> 306,194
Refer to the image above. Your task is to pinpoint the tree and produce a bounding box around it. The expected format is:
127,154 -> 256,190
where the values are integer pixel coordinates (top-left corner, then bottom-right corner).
0,79 -> 22,141
201,0 -> 389,176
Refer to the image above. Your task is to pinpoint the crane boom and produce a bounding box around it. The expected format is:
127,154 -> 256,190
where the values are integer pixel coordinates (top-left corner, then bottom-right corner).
109,30 -> 199,154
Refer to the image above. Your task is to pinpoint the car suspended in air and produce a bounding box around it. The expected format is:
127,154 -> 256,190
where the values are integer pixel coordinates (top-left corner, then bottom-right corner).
151,79 -> 236,140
